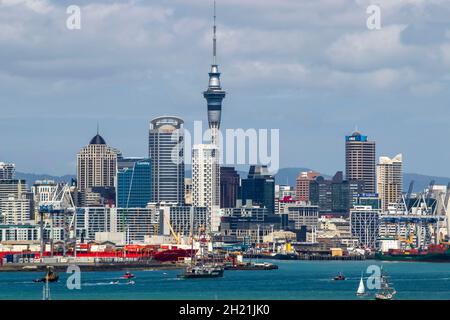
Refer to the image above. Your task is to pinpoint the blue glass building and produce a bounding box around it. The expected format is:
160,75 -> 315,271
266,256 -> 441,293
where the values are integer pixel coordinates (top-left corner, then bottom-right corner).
116,158 -> 152,208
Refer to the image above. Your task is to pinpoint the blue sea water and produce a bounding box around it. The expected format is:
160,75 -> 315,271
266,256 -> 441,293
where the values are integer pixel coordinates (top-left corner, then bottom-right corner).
1,261 -> 449,300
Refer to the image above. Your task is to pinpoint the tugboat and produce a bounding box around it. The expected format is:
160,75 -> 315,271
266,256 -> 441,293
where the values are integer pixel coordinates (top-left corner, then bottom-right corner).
333,272 -> 346,281
178,225 -> 224,279
178,264 -> 224,279
34,266 -> 59,283
375,269 -> 396,300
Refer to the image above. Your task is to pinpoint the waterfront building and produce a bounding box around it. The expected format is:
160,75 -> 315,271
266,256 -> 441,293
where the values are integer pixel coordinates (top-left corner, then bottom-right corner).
220,167 -> 240,208
31,180 -> 57,220
296,171 -> 320,202
77,133 -> 121,206
116,158 -> 152,208
220,202 -> 290,244
345,130 -> 376,193
148,116 -> 185,205
76,207 -> 159,243
1,196 -> 31,224
159,204 -> 208,237
0,162 -> 15,180
240,165 -> 275,215
283,203 -> 319,231
32,180 -> 57,203
350,206 -> 380,249
0,224 -> 39,242
377,154 -> 403,212
192,144 -> 220,232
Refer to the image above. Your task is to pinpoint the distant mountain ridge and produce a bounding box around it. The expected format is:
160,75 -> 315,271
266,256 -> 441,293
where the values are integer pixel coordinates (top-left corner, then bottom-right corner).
15,172 -> 76,184
16,169 -> 449,193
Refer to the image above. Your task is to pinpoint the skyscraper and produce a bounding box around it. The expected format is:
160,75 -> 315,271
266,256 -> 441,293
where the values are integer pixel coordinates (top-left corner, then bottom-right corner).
77,133 -> 121,206
240,165 -> 275,214
192,144 -> 220,232
149,116 -> 185,205
0,162 -> 15,180
116,158 -> 152,208
296,171 -> 320,202
203,1 -> 226,146
345,130 -> 376,193
220,167 -> 240,208
377,154 -> 403,212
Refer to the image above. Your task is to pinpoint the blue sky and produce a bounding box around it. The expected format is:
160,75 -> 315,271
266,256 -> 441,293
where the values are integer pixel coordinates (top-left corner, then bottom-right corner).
1,0 -> 450,176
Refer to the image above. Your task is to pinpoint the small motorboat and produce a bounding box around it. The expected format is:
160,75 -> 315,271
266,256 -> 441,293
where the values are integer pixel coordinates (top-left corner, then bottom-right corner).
333,273 -> 346,281
33,266 -> 59,283
122,272 -> 135,280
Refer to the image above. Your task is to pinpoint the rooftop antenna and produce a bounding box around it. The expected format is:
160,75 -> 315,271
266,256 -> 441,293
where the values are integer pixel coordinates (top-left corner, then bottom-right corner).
97,121 -> 100,135
213,0 -> 217,65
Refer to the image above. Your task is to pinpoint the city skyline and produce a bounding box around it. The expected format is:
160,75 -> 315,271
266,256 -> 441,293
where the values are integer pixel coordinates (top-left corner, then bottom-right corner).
1,0 -> 450,178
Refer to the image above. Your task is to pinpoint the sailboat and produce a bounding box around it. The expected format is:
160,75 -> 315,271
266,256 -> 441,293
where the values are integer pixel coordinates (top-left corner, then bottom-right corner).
356,273 -> 365,296
375,268 -> 396,300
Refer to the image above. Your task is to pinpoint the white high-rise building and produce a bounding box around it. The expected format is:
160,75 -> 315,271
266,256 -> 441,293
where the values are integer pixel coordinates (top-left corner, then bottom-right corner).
1,196 -> 31,224
377,154 -> 403,212
192,144 -> 220,232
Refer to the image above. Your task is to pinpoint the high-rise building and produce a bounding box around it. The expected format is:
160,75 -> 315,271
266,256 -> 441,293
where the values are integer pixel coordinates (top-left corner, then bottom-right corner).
32,180 -> 58,221
192,144 -> 220,232
240,165 -> 275,214
0,179 -> 28,203
203,2 -> 226,146
149,116 -> 185,205
345,130 -> 376,193
77,133 -> 121,206
1,196 -> 31,224
0,162 -> 15,180
350,206 -> 380,249
309,172 -> 363,215
116,158 -> 152,208
377,154 -> 403,212
220,167 -> 240,208
296,171 -> 320,202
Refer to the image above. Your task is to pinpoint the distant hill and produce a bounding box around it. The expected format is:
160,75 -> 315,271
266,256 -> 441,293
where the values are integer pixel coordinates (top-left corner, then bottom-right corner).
274,168 -> 450,192
15,169 -> 450,193
15,172 -> 76,184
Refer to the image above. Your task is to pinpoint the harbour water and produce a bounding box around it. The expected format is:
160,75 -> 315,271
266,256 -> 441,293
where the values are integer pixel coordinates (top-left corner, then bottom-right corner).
1,261 -> 449,300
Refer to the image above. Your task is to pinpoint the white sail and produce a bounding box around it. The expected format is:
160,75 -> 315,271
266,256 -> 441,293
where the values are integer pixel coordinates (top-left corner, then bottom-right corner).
357,277 -> 365,295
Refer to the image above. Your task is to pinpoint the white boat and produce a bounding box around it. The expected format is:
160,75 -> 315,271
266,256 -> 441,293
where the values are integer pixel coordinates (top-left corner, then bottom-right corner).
356,274 -> 365,296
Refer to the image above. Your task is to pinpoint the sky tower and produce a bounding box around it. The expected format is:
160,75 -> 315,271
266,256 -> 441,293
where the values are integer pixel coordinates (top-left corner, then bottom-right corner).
203,1 -> 226,145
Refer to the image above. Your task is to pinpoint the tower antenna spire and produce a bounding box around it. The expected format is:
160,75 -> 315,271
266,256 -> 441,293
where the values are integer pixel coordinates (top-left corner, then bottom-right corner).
213,0 -> 217,65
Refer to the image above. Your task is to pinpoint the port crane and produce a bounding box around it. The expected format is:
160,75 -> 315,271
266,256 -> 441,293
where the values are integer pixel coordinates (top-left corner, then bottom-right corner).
38,183 -> 77,259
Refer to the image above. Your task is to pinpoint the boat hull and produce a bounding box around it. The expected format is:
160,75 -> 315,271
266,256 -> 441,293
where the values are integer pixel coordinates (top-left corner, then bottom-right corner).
375,252 -> 450,262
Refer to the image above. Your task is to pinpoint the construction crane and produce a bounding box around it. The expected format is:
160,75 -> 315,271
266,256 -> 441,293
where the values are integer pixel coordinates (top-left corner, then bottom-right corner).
164,211 -> 181,245
38,184 -> 76,258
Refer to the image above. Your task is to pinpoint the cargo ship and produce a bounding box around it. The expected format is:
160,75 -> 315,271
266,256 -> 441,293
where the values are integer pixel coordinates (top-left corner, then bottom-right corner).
375,244 -> 450,262
0,244 -> 197,265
